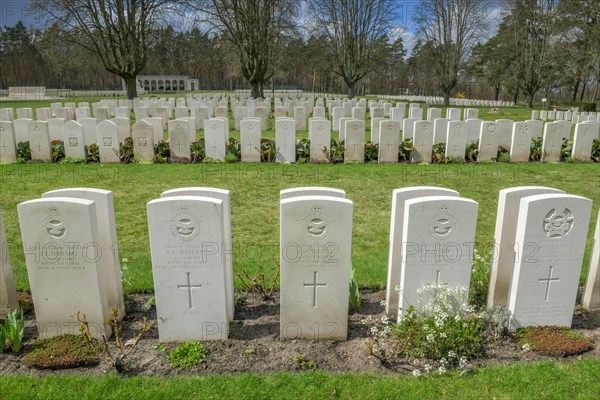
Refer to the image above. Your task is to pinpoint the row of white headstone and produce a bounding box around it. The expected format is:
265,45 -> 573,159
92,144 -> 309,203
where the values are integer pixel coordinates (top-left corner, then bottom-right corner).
383,186 -> 598,330
531,109 -> 600,124
2,185 -> 599,342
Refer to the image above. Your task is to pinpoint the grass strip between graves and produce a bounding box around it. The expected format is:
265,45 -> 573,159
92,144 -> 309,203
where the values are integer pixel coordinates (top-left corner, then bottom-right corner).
1,162 -> 598,292
0,359 -> 598,399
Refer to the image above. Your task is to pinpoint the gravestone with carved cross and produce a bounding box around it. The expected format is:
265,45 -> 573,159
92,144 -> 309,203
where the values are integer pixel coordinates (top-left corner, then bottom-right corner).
280,195 -> 353,340
168,119 -> 191,163
204,118 -> 226,161
343,119 -> 365,163
398,196 -> 478,317
541,122 -> 564,162
495,119 -> 514,149
433,118 -> 450,144
445,121 -> 468,160
508,194 -> 592,328
147,196 -> 229,341
309,119 -> 331,163
0,121 -> 17,164
28,121 -> 51,162
411,120 -> 434,163
477,121 -> 499,161
572,122 -> 599,161
510,122 -> 533,162
275,117 -> 296,163
378,120 -> 400,163
240,118 -> 262,162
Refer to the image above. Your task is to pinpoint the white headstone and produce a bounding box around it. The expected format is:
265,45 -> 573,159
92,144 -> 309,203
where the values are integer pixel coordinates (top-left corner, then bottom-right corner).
409,107 -> 423,120
411,121 -> 434,163
168,120 -> 191,163
344,119 -> 365,163
47,118 -> 65,142
478,122 -> 499,161
97,120 -> 120,163
0,211 -> 18,318
240,118 -> 262,162
147,196 -> 228,341
280,195 -> 353,340
294,106 -> 307,131
28,121 -> 51,162
370,118 -> 386,145
572,123 -> 598,161
378,120 -> 400,163
13,118 -> 31,144
446,108 -> 461,121
433,118 -> 450,144
160,188 -> 234,321
132,120 -> 154,163
309,118 -> 331,163
495,119 -> 514,149
275,118 -> 296,163
79,118 -> 97,146
0,122 -> 17,164
41,188 -> 126,319
510,122 -> 532,162
144,117 -> 165,144
487,187 -> 565,308
63,121 -> 86,159
541,122 -> 564,163
427,108 -> 442,122
582,211 -> 600,310
402,118 -> 418,141
111,118 -> 131,142
464,108 -> 479,120
385,187 -> 459,316
280,187 -> 346,200
332,107 -> 345,131
17,198 -> 111,339
399,196 -> 478,315
508,194 -> 592,328
204,118 -> 227,162
466,119 -> 483,142
351,107 -> 365,120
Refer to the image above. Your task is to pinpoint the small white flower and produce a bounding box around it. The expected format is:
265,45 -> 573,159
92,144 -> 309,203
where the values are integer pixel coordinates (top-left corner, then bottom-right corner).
522,343 -> 531,352
439,332 -> 447,339
438,366 -> 446,374
370,326 -> 379,335
424,364 -> 432,372
379,300 -> 387,307
448,351 -> 457,359
380,315 -> 390,325
122,258 -> 128,263
426,333 -> 435,343
412,369 -> 421,377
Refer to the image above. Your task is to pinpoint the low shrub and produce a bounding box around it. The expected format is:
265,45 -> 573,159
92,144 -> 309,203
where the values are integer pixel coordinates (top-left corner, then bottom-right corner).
516,326 -> 593,357
23,335 -> 100,369
169,342 -> 207,368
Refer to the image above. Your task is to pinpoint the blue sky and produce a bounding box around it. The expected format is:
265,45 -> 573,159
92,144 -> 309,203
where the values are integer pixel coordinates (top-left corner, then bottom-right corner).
1,0 -> 34,27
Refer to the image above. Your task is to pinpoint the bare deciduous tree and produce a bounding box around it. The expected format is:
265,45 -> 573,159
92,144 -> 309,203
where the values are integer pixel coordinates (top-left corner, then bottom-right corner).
31,0 -> 169,99
196,0 -> 297,99
416,0 -> 484,105
308,0 -> 396,99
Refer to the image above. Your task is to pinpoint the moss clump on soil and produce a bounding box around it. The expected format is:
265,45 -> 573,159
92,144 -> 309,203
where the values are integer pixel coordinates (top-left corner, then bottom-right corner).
22,335 -> 100,369
516,326 -> 593,357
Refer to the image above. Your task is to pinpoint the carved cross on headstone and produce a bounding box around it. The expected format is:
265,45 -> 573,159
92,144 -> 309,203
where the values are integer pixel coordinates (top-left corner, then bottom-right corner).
1,143 -> 8,153
176,141 -> 183,153
539,266 -> 560,301
177,272 -> 202,309
518,138 -> 529,154
385,141 -> 395,154
35,142 -> 43,153
304,270 -> 327,308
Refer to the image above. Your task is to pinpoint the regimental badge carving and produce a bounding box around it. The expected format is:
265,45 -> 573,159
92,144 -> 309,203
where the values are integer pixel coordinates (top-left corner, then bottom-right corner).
34,125 -> 40,132
487,124 -> 497,134
103,137 -> 112,147
138,137 -> 147,147
298,206 -> 334,240
421,124 -> 427,132
543,208 -> 573,238
36,207 -> 71,241
552,126 -> 558,134
69,138 -> 78,147
165,206 -> 202,241
175,123 -> 182,131
387,124 -> 393,131
519,125 -> 529,135
429,206 -> 456,240
455,124 -> 462,132
0,126 -> 5,133
583,128 -> 590,135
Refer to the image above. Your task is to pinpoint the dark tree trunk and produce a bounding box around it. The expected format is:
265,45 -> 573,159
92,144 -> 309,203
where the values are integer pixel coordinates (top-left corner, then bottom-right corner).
124,76 -> 137,100
572,77 -> 581,102
443,92 -> 450,106
513,87 -> 520,105
494,84 -> 501,101
250,81 -> 264,99
527,94 -> 534,108
347,82 -> 355,99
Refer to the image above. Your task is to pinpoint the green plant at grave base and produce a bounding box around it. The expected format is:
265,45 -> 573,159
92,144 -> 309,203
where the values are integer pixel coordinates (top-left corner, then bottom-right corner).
485,305 -> 512,341
85,143 -> 99,163
469,249 -> 492,310
444,156 -> 464,164
244,347 -> 255,356
191,139 -> 206,163
529,137 -> 543,161
153,140 -> 170,164
119,137 -> 134,164
560,139 -> 573,162
349,265 -> 361,309
290,353 -> 317,370
591,139 -> 600,162
465,141 -> 479,163
328,138 -> 345,163
153,343 -> 167,353
398,139 -> 414,162
0,308 -> 25,353
497,146 -> 510,163
77,308 -> 150,373
431,143 -> 446,164
235,264 -> 279,300
365,284 -> 484,375
260,138 -> 277,162
364,141 -> 378,163
295,138 -> 310,163
226,137 -> 241,162
60,157 -> 86,164
22,335 -> 101,369
169,342 -> 207,368
516,326 -> 593,357
16,141 -> 31,162
51,140 -> 65,163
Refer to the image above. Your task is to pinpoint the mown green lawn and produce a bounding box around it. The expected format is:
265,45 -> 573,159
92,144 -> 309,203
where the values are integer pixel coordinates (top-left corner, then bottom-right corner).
1,163 -> 598,292
0,359 -> 598,399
